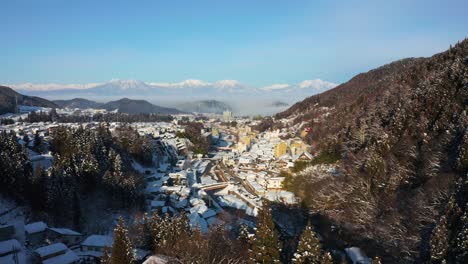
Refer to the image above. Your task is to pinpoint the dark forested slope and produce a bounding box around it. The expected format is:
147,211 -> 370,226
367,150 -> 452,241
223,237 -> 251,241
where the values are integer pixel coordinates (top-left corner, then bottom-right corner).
0,86 -> 58,114
277,39 -> 468,262
102,98 -> 182,114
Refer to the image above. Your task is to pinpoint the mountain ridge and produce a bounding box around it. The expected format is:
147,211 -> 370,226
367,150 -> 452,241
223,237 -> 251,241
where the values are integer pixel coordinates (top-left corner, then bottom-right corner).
275,39 -> 468,262
53,98 -> 104,109
0,86 -> 58,115
101,98 -> 183,114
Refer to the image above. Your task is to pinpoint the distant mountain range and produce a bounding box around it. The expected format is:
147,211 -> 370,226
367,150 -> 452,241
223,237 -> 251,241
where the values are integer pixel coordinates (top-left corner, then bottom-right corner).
56,97 -> 183,114
0,87 -> 182,115
53,98 -> 103,109
54,98 -> 229,114
10,79 -> 337,101
0,86 -> 58,115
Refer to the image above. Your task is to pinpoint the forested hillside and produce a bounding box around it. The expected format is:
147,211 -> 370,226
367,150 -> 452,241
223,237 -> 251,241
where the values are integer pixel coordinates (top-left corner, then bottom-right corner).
276,39 -> 468,262
0,86 -> 58,114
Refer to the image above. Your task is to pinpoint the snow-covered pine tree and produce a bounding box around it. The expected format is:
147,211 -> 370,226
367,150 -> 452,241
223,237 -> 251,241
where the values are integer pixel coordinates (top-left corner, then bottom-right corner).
33,130 -> 42,151
137,212 -> 153,250
22,133 -> 29,144
101,247 -> 111,264
292,222 -> 322,264
249,201 -> 281,264
109,217 -> 136,264
321,251 -> 334,264
239,223 -> 251,243
372,256 -> 382,264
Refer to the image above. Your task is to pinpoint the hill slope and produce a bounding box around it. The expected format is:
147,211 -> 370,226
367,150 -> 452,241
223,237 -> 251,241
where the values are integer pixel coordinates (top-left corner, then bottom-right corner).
0,86 -> 58,114
53,98 -> 103,109
102,98 -> 182,114
277,40 -> 468,262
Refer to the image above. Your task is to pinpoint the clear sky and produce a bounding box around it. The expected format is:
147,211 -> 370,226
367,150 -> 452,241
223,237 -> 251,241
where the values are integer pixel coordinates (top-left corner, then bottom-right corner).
2,0 -> 467,86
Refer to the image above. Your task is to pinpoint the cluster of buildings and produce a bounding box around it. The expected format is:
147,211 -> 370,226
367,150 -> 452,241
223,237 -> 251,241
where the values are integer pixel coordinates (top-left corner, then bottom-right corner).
219,124 -> 314,205
0,220 -> 113,264
0,108 -> 315,263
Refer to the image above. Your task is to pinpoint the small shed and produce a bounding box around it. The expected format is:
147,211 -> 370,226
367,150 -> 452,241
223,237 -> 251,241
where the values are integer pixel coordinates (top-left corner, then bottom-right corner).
47,228 -> 83,246
25,221 -> 48,247
0,239 -> 21,257
80,235 -> 113,256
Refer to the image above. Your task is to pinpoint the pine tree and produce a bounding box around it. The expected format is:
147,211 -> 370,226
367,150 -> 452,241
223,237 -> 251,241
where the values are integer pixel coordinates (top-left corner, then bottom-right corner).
34,131 -> 41,146
151,213 -> 166,251
292,222 -> 322,264
137,212 -> 151,250
372,256 -> 382,264
22,134 -> 30,144
321,251 -> 334,264
109,217 -> 135,264
249,201 -> 281,264
430,215 -> 449,262
239,223 -> 251,243
101,247 -> 111,264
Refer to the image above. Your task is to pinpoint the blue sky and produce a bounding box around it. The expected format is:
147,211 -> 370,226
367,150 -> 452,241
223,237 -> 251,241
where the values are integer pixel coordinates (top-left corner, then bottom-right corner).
1,0 -> 467,86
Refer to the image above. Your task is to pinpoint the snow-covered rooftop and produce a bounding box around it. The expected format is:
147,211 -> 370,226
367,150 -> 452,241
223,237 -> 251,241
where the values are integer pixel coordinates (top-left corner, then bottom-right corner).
34,243 -> 68,258
81,235 -> 113,248
48,227 -> 82,236
0,239 -> 21,256
42,249 -> 79,264
25,221 -> 48,234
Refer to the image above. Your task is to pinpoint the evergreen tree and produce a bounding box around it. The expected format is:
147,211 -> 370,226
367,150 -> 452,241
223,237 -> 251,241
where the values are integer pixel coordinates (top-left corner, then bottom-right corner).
239,223 -> 251,243
45,165 -> 79,225
101,247 -> 111,264
109,217 -> 135,264
34,130 -> 41,146
0,131 -> 33,201
372,256 -> 382,264
292,222 -> 322,264
22,134 -> 30,144
249,201 -> 281,264
321,252 -> 334,264
28,164 -> 48,210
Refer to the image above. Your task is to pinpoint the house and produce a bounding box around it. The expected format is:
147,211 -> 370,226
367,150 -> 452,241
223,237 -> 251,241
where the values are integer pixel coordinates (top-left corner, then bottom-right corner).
168,171 -> 187,186
0,225 -> 15,242
238,156 -> 252,165
34,243 -> 79,264
47,228 -> 83,246
42,250 -> 79,264
25,221 -> 48,247
245,179 -> 266,196
274,141 -> 288,158
80,235 -> 113,257
266,177 -> 284,190
275,153 -> 293,167
35,242 -> 68,259
0,239 -> 21,257
292,151 -> 314,162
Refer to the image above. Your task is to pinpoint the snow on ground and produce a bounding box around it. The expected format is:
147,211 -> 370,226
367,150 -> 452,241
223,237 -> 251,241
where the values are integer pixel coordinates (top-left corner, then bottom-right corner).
0,250 -> 29,264
143,255 -> 172,264
345,247 -> 371,264
0,196 -> 27,244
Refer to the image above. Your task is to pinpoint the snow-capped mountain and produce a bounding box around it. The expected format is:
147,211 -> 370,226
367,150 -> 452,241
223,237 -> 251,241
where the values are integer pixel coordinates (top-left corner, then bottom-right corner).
8,79 -> 338,112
